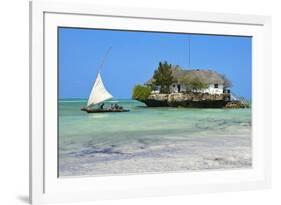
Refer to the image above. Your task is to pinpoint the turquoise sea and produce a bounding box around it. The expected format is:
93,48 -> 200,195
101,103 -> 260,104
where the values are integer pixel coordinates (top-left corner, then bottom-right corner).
59,99 -> 252,177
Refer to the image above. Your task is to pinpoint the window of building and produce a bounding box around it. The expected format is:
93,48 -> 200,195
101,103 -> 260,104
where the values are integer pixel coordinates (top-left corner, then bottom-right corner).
214,84 -> 218,88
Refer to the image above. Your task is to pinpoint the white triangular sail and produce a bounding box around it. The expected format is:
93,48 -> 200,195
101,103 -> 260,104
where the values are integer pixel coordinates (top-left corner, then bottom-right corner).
87,72 -> 113,107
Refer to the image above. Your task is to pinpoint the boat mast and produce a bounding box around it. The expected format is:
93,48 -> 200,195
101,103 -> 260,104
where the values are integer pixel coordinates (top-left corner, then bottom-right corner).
98,46 -> 112,73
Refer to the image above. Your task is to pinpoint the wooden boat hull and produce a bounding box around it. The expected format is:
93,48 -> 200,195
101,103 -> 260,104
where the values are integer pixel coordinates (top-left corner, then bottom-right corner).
81,107 -> 130,113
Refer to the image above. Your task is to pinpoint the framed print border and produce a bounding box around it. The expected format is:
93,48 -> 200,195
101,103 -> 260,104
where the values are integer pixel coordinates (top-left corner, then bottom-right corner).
30,1 -> 272,204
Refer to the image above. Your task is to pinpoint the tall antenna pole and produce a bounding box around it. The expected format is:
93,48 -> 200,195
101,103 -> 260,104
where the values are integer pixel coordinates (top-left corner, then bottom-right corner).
98,47 -> 112,73
188,36 -> 191,68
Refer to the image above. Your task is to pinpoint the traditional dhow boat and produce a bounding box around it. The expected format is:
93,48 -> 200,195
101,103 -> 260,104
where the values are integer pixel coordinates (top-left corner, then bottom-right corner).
81,72 -> 129,113
81,48 -> 129,113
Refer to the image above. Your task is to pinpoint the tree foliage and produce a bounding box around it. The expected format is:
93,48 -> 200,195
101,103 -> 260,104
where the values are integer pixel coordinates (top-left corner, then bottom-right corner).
221,74 -> 232,88
132,85 -> 151,100
178,75 -> 192,92
179,75 -> 208,92
189,77 -> 208,91
152,61 -> 175,93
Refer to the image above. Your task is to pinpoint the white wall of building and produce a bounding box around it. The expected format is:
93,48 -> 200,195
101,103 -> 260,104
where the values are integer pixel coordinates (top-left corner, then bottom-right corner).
168,83 -> 224,94
204,84 -> 224,94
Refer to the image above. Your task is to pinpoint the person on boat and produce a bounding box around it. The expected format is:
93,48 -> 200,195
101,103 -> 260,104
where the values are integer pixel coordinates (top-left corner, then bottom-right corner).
114,104 -> 119,110
99,103 -> 105,110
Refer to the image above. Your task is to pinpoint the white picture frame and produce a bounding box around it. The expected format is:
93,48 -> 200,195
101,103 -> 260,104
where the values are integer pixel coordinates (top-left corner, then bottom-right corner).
30,1 -> 272,204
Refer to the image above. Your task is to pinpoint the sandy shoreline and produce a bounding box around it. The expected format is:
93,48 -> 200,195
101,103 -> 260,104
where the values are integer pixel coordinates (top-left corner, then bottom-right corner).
59,130 -> 251,177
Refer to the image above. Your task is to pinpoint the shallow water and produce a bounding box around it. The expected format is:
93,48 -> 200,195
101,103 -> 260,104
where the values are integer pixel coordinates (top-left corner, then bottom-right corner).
59,99 -> 252,177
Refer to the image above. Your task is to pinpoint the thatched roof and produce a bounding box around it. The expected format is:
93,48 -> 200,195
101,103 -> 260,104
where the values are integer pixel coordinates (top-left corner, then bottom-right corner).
145,67 -> 230,86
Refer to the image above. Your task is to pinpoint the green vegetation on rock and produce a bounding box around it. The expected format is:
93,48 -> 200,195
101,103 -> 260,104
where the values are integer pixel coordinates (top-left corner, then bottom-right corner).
132,85 -> 151,100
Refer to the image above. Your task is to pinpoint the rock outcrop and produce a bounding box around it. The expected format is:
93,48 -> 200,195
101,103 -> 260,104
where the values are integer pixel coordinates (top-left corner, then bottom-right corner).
224,101 -> 250,109
137,93 -> 247,108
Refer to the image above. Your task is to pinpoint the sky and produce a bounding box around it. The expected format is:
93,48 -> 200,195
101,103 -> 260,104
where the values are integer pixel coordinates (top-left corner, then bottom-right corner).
59,27 -> 252,100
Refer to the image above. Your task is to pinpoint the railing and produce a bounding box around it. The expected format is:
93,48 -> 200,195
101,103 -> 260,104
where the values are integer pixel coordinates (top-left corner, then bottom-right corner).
230,92 -> 248,104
